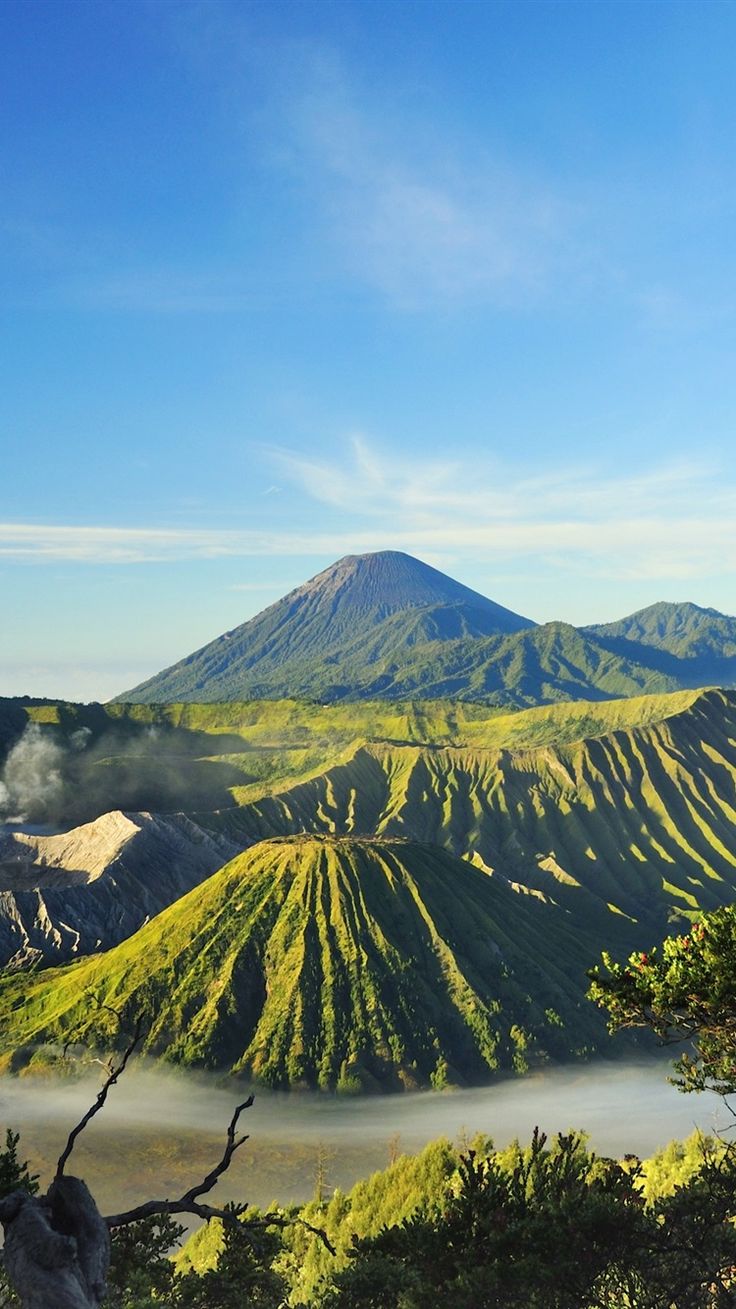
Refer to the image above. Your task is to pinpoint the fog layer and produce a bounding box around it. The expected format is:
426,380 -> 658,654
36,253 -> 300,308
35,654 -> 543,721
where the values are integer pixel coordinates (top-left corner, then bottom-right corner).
0,1059 -> 724,1216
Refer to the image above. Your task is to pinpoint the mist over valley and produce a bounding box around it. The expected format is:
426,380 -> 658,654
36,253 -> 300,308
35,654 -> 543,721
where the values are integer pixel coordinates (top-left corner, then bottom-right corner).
0,1060 -> 722,1216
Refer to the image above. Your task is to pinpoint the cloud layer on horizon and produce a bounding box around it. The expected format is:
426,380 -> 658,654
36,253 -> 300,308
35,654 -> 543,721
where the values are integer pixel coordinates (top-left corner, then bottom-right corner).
2,439 -> 733,586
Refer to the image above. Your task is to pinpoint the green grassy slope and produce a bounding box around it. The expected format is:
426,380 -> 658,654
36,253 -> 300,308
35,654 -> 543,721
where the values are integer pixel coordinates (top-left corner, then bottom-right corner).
0,836 -> 607,1089
211,689 -> 736,940
1,688 -> 702,823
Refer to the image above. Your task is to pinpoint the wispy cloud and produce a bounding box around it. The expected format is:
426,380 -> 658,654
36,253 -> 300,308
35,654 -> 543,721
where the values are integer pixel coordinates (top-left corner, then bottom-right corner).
274,434 -> 713,521
3,440 -> 735,586
271,435 -> 736,583
0,524 -> 314,565
276,53 -> 581,309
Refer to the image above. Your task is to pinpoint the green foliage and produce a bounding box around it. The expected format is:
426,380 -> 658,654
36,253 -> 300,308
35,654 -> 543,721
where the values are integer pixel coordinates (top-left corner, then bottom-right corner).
313,1131 -> 736,1308
5,1117 -> 736,1309
0,836 -> 608,1087
100,1209 -> 286,1308
639,1130 -> 723,1204
281,1138 -> 459,1303
105,1217 -> 184,1308
0,1129 -> 38,1201
173,1212 -> 286,1308
589,906 -> 736,1094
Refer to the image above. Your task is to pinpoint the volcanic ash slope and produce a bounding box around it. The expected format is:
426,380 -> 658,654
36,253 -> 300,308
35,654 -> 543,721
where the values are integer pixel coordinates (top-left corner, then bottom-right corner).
0,810 -> 239,967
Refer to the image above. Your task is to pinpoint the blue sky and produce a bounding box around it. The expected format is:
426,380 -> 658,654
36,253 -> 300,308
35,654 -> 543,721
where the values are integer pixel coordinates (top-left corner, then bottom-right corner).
3,0 -> 736,700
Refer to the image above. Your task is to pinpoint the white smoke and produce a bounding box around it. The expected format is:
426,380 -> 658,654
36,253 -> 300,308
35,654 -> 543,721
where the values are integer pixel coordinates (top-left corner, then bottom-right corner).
0,724 -> 68,822
70,727 -> 93,751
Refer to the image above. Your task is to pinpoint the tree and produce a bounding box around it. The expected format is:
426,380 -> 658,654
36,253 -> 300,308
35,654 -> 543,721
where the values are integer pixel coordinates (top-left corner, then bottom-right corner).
588,905 -> 736,1096
105,1216 -> 184,1308
173,1209 -> 286,1308
0,1018 -> 331,1309
316,1132 -> 736,1307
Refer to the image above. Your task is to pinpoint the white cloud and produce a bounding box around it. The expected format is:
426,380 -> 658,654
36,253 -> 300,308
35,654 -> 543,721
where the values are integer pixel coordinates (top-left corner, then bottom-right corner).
274,434 -> 718,521
2,440 -> 735,587
280,58 -> 579,309
0,523 -> 324,564
271,436 -> 736,584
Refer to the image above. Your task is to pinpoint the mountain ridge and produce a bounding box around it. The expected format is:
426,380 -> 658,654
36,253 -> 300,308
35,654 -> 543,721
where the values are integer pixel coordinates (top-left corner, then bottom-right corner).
116,552 -> 736,707
0,811 -> 238,967
205,687 -> 736,943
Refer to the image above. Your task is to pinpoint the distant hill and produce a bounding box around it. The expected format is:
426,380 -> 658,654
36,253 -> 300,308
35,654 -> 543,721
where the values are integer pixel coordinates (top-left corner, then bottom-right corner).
584,602 -> 736,694
116,551 -> 535,703
0,835 -> 608,1089
585,600 -> 736,659
335,619 -> 681,704
115,553 -> 736,707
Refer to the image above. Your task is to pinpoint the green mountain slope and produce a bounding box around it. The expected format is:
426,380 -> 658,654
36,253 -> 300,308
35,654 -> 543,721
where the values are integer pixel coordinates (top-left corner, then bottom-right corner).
584,602 -> 736,691
0,836 -> 607,1089
113,551 -> 736,707
117,551 -> 535,704
586,601 -> 736,660
338,620 -> 681,705
3,689 -> 702,824
212,688 -> 736,941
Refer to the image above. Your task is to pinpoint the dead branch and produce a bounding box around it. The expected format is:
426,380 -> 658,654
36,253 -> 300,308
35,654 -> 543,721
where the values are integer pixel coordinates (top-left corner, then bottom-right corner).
105,1197 -> 334,1250
102,1095 -> 335,1253
103,1095 -> 253,1224
105,1198 -> 335,1254
55,1014 -> 145,1182
182,1094 -> 254,1205
2,1022 -> 335,1309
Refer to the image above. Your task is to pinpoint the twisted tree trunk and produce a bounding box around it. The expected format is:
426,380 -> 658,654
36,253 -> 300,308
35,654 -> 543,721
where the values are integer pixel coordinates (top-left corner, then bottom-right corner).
0,1177 -> 110,1309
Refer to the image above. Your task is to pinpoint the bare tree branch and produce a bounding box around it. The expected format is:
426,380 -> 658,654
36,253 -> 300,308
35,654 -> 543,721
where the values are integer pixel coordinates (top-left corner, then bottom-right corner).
55,1014 -> 145,1182
102,1096 -> 336,1253
99,1093 -> 251,1224
105,1198 -> 335,1253
181,1095 -> 253,1205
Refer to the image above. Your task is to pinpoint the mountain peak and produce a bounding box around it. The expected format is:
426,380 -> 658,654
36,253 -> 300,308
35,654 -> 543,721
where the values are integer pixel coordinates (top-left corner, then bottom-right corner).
117,551 -> 535,703
290,550 -> 526,623
616,600 -> 723,622
585,598 -> 736,662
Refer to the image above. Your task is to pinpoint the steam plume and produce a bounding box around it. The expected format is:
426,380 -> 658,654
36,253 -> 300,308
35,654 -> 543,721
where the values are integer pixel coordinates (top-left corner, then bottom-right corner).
0,724 -> 70,822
